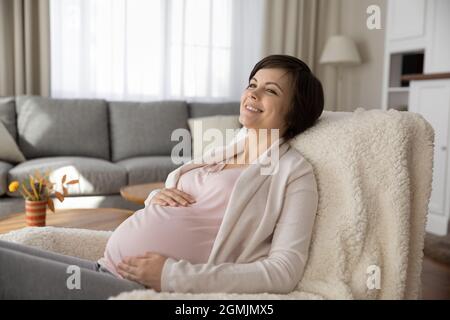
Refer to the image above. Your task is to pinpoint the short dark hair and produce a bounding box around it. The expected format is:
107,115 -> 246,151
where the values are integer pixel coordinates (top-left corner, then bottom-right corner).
248,54 -> 324,141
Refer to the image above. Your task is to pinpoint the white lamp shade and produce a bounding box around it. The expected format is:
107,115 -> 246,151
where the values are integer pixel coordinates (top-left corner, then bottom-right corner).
320,35 -> 361,66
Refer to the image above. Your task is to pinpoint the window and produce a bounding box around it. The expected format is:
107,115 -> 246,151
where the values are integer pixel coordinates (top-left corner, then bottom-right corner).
50,0 -> 264,101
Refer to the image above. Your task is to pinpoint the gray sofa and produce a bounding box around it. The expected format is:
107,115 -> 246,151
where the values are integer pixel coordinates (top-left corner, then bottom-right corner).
0,95 -> 240,218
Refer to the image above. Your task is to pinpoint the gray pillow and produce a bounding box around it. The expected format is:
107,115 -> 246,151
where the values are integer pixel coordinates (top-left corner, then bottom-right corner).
0,161 -> 13,196
109,101 -> 189,161
0,97 -> 17,140
16,96 -> 110,160
0,121 -> 26,163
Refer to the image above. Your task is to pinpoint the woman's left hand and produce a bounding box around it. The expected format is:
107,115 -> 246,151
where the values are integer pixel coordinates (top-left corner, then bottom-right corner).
117,252 -> 168,292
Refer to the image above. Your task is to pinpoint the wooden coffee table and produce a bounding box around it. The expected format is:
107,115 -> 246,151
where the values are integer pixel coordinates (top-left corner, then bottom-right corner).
0,208 -> 133,234
120,182 -> 165,205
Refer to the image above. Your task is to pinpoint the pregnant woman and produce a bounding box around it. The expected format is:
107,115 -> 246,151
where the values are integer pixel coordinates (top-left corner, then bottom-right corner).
0,54 -> 324,299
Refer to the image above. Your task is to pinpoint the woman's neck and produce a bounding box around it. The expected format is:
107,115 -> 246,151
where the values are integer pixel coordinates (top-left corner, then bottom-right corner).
239,129 -> 279,164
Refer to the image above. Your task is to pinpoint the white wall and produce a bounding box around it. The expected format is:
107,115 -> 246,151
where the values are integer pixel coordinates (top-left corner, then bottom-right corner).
338,0 -> 387,111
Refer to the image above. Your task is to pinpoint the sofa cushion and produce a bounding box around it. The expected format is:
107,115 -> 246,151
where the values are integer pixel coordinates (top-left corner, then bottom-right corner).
16,96 -> 110,160
188,102 -> 240,118
7,157 -> 127,196
0,161 -> 13,196
116,156 -> 179,185
0,97 -> 17,140
109,101 -> 189,162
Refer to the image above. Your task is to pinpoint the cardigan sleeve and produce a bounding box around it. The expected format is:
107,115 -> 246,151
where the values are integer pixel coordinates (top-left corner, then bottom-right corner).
160,170 -> 319,294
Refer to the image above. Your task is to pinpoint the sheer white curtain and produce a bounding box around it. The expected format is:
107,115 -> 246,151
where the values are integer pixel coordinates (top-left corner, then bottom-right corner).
50,0 -> 264,101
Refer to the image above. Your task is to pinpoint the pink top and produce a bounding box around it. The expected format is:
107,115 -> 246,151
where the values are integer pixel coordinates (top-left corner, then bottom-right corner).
98,162 -> 246,277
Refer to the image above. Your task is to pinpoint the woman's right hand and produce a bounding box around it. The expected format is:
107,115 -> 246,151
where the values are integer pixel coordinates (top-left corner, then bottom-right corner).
150,188 -> 196,207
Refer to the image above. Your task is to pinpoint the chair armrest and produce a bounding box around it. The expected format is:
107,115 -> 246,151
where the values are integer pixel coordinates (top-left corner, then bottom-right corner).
0,226 -> 112,261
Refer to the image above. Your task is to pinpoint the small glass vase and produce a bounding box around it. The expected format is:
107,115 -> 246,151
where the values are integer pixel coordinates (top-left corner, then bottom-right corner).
25,199 -> 47,227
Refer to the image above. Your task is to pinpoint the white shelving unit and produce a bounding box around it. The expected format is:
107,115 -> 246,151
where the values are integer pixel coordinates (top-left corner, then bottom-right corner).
409,78 -> 450,236
382,0 -> 450,236
382,0 -> 450,111
388,87 -> 409,93
383,47 -> 425,111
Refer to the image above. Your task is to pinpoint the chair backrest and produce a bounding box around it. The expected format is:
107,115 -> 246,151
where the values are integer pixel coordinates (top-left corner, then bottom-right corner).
289,109 -> 434,299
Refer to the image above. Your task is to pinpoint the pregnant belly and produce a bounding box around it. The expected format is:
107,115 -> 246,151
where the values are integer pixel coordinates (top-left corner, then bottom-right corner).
99,205 -> 221,277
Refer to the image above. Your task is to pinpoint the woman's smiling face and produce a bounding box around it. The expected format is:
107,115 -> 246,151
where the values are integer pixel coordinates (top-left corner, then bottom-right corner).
239,68 -> 293,136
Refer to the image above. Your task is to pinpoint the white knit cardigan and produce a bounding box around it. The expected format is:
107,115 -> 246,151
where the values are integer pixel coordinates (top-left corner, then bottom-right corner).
144,132 -> 319,294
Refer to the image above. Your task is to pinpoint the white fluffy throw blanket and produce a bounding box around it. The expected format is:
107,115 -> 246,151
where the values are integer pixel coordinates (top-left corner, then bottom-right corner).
0,109 -> 434,300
